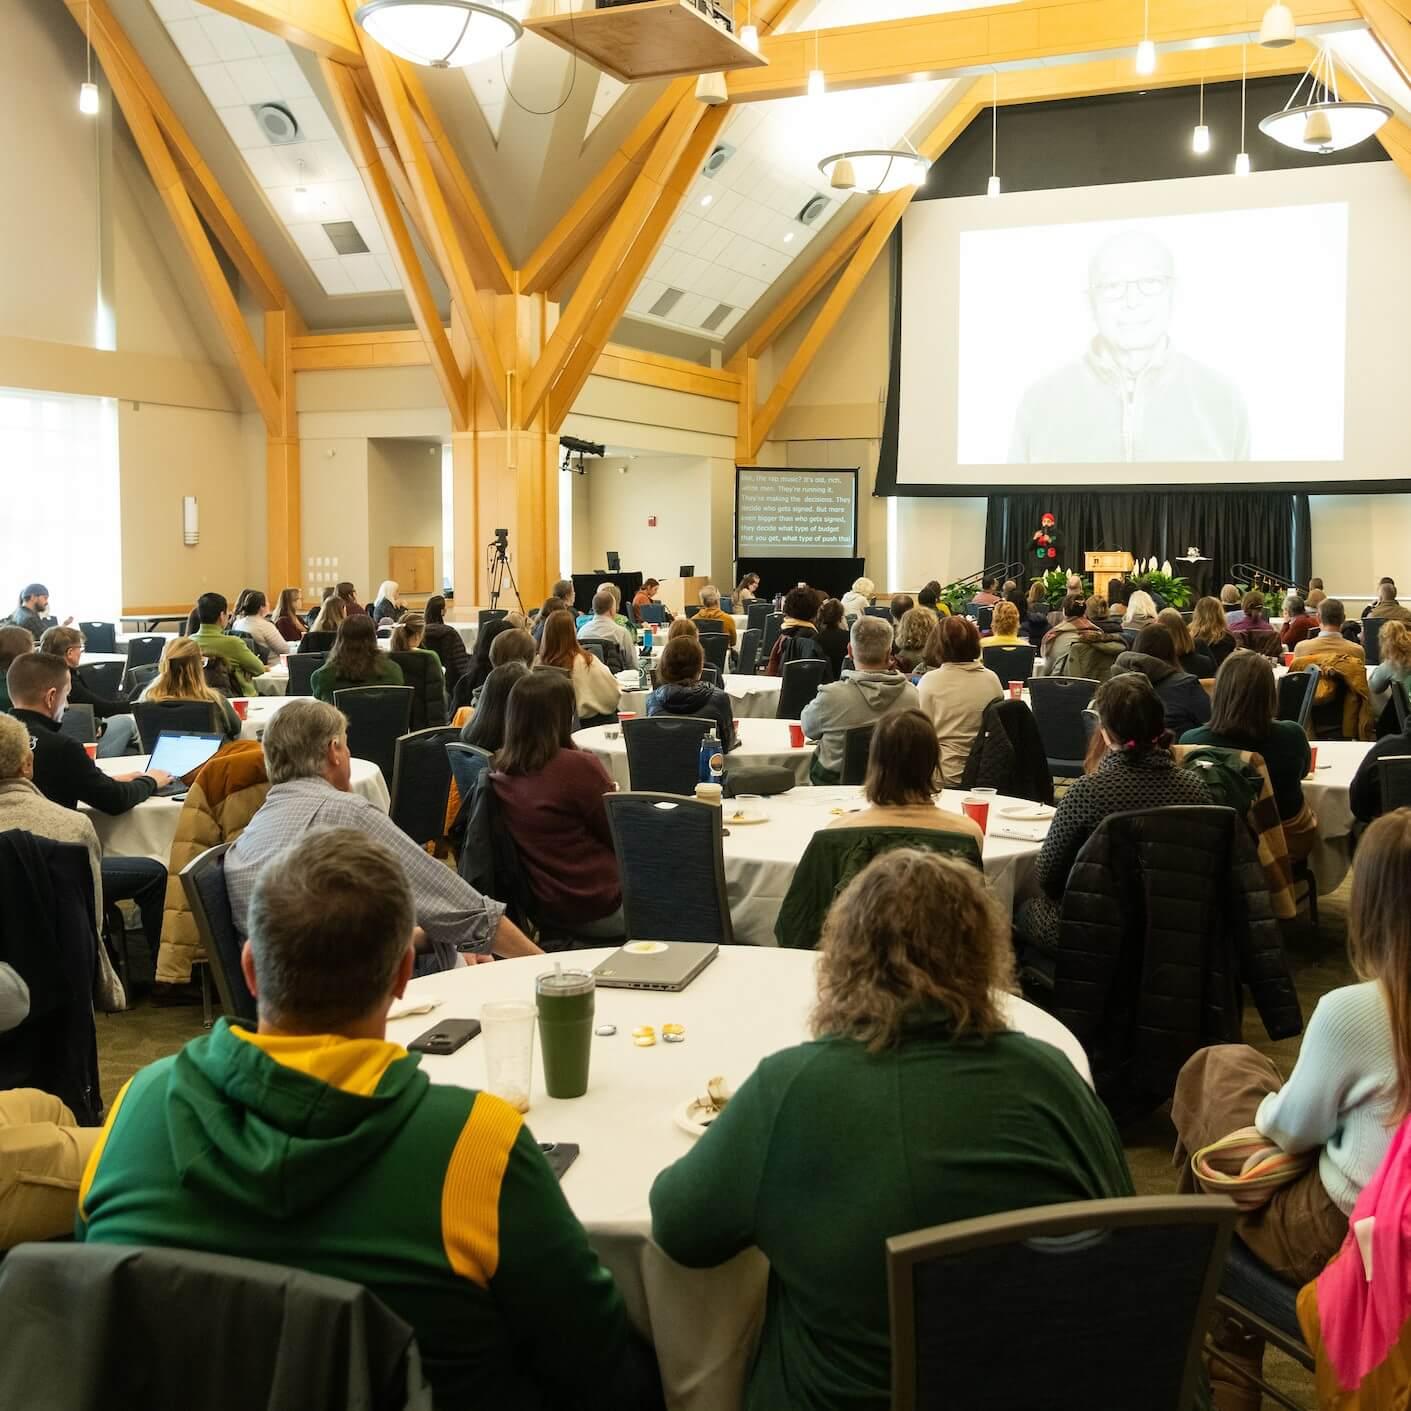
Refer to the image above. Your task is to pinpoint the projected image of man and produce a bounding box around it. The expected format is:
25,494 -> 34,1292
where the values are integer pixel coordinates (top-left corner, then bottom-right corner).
1008,229 -> 1249,464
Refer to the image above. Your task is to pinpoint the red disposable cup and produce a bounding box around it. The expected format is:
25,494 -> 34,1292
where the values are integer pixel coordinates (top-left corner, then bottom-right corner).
1008,681 -> 1024,700
788,723 -> 805,748
1282,652 -> 1295,668
962,798 -> 990,833
618,711 -> 636,722
83,743 -> 98,761
1308,745 -> 1318,776
232,699 -> 249,721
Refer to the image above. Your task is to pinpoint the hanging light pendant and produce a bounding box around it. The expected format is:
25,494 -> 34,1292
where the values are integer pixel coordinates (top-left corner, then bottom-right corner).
293,159 -> 314,214
1135,0 -> 1155,76
818,146 -> 930,194
80,2 -> 99,116
1192,76 -> 1210,154
988,73 -> 1001,196
696,71 -> 728,105
807,28 -> 825,99
353,0 -> 522,68
1235,43 -> 1251,175
739,0 -> 759,53
1258,0 -> 1297,47
1259,44 -> 1390,153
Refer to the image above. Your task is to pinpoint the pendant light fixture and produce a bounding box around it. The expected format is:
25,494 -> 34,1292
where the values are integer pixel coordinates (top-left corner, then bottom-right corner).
1192,76 -> 1211,154
1258,43 -> 1391,153
987,73 -> 1001,196
1135,0 -> 1156,76
1235,43 -> 1251,175
819,142 -> 930,194
293,160 -> 313,215
739,0 -> 759,53
807,29 -> 825,99
353,0 -> 522,69
79,2 -> 99,116
1258,0 -> 1297,47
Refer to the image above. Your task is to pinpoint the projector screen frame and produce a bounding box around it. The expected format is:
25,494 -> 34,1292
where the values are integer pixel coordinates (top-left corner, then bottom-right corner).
735,464 -> 861,559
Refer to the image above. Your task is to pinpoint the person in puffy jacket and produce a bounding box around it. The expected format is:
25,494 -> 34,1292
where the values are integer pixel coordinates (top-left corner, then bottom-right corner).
1112,624 -> 1211,737
646,637 -> 736,751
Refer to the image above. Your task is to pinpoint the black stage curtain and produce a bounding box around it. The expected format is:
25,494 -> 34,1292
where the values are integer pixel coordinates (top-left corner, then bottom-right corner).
984,492 -> 1311,592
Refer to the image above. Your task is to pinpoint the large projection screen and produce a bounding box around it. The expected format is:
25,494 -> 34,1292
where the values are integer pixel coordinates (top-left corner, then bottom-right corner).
894,162 -> 1411,492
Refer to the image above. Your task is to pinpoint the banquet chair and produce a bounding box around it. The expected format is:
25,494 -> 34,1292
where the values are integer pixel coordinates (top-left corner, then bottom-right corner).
968,603 -> 994,631
736,629 -> 762,677
180,844 -> 256,1026
776,659 -> 828,720
840,724 -> 875,786
477,608 -> 509,630
299,631 -> 336,654
700,631 -> 730,679
78,659 -> 125,700
1275,665 -> 1319,732
1393,679 -> 1410,734
389,727 -> 459,851
58,703 -> 97,746
684,604 -> 701,618
1026,676 -> 1098,778
695,616 -> 725,634
887,1197 -> 1236,1411
1362,616 -> 1386,666
746,600 -> 771,634
640,603 -> 667,625
77,620 -> 116,654
605,793 -> 734,945
701,665 -> 720,686
124,635 -> 166,674
1378,756 -> 1411,813
1213,1240 -> 1312,1411
720,595 -> 734,613
334,687 -> 414,788
125,664 -> 158,697
960,700 -> 1055,806
445,743 -> 492,828
388,650 -> 448,728
763,613 -> 786,658
623,716 -> 712,794
581,639 -> 607,662
132,701 -> 222,752
286,652 -> 326,696
982,643 -> 1035,685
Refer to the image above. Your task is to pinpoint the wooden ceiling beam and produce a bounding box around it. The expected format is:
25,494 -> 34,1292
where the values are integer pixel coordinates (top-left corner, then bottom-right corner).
1355,0 -> 1411,90
187,0 -> 363,65
323,58 -> 469,429
725,0 -> 1359,100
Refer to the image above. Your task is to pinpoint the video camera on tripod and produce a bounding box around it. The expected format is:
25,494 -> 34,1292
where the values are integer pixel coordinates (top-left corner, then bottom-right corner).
486,527 -> 523,613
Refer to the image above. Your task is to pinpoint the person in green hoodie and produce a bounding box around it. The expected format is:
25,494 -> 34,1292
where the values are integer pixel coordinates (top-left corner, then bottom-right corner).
77,828 -> 662,1411
651,849 -> 1133,1411
189,590 -> 267,697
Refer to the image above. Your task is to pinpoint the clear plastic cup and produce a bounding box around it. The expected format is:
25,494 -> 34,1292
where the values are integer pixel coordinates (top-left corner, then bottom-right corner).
480,1001 -> 536,1114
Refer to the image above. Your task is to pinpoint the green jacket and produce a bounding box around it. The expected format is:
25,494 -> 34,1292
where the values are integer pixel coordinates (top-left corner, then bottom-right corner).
1062,632 -> 1126,683
775,826 -> 982,949
77,1019 -> 632,1409
192,624 -> 266,697
311,655 -> 405,703
650,1015 -> 1133,1411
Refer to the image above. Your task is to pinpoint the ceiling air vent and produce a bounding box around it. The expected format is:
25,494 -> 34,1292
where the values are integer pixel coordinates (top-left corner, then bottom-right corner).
701,303 -> 735,332
798,194 -> 831,227
702,142 -> 737,178
322,221 -> 370,255
253,102 -> 300,145
649,287 -> 686,318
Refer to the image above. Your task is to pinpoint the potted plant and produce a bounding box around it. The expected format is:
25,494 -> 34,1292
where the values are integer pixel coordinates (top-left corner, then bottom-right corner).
1129,569 -> 1193,610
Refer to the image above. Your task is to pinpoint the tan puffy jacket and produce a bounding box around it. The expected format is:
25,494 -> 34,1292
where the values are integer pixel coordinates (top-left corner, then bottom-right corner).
154,742 -> 270,983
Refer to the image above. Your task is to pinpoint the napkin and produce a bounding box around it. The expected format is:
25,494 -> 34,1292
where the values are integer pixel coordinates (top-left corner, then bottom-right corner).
987,820 -> 1051,843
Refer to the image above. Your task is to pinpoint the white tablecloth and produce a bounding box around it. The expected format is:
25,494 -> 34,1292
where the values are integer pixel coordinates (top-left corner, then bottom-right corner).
116,631 -> 178,646
1300,739 -> 1368,893
83,754 -> 390,863
578,717 -> 812,791
253,666 -> 289,697
385,947 -> 1088,1411
618,675 -> 782,721
79,653 -> 127,667
232,695 -> 298,741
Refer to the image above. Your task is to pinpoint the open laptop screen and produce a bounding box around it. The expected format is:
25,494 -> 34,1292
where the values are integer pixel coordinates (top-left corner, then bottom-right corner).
147,731 -> 224,779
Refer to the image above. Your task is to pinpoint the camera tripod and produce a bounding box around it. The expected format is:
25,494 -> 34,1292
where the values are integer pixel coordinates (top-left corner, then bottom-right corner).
487,533 -> 525,614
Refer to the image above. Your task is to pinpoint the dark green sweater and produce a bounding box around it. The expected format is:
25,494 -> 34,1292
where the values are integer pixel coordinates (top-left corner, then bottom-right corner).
1180,719 -> 1310,820
650,1016 -> 1132,1411
310,655 -> 405,702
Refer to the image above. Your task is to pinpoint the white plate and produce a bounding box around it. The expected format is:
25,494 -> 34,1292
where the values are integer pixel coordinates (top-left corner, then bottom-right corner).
724,807 -> 768,825
999,804 -> 1055,822
673,1097 -> 722,1139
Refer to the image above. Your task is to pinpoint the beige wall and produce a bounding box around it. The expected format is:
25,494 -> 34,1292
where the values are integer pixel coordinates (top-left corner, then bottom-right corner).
1309,496 -> 1411,596
300,436 -> 371,598
367,438 -> 443,594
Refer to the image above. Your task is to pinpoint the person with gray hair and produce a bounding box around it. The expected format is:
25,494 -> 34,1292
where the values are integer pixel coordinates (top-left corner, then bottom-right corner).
224,699 -> 539,966
799,615 -> 919,784
1009,227 -> 1249,463
77,827 -> 661,1409
694,584 -> 737,648
577,588 -> 638,671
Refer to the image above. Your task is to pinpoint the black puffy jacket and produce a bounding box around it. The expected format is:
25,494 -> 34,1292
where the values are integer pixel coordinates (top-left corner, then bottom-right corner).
1052,805 -> 1302,1120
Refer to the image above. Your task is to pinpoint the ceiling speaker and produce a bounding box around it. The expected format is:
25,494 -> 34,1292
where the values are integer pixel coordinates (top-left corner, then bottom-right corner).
253,102 -> 300,145
797,194 -> 831,226
702,142 -> 736,178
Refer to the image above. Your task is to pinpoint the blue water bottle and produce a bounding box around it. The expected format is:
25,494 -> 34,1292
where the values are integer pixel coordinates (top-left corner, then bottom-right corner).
642,627 -> 653,654
698,729 -> 723,785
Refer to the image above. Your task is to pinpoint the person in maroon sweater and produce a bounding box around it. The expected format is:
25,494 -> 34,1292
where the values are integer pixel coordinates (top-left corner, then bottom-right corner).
490,670 -> 626,938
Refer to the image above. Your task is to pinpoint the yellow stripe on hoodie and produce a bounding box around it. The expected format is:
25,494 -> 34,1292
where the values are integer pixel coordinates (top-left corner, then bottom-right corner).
230,1028 -> 407,1097
441,1094 -> 522,1287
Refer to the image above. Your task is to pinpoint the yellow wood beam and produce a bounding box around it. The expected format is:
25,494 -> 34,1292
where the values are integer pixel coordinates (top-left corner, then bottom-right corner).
290,328 -> 428,370
265,308 -> 302,594
323,58 -> 470,429
64,0 -> 290,312
593,344 -> 741,402
187,0 -> 362,65
521,79 -> 693,296
549,104 -> 730,430
522,95 -> 707,427
757,0 -> 808,35
725,0 -> 1359,100
1355,0 -> 1411,88
1378,115 -> 1411,180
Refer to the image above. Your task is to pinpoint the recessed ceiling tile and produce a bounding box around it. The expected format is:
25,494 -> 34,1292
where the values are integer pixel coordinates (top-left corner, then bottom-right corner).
163,17 -> 219,66
672,219 -> 718,257
192,62 -> 243,109
241,144 -> 295,187
630,278 -> 667,315
342,253 -> 390,293
309,259 -> 355,294
729,273 -> 771,308
215,103 -> 268,149
286,96 -> 337,143
696,227 -> 732,262
151,0 -> 199,20
196,10 -> 258,61
375,256 -> 400,285
225,56 -> 279,104
261,51 -> 315,101
285,222 -> 336,262
672,292 -> 713,326
243,25 -> 289,57
302,140 -> 358,182
695,264 -> 739,303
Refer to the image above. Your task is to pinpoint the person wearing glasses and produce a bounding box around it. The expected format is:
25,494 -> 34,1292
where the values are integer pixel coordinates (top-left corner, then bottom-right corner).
1009,228 -> 1249,464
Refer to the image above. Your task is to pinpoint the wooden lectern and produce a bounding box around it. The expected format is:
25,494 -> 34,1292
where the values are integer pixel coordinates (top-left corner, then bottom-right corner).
660,575 -> 709,616
1085,551 -> 1135,580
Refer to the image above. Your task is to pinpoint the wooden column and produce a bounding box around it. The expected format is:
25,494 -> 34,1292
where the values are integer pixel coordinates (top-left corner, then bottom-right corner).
265,309 -> 302,598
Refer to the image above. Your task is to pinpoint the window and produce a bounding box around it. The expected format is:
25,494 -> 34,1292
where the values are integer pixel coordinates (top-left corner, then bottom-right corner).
0,387 -> 120,619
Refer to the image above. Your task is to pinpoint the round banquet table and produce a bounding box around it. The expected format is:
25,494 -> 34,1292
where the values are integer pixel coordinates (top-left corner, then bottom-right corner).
577,717 -> 811,791
617,674 -> 782,721
231,695 -> 298,740
385,946 -> 1089,1411
82,753 -> 390,863
79,653 -> 127,667
253,665 -> 288,697
1298,738 -> 1369,893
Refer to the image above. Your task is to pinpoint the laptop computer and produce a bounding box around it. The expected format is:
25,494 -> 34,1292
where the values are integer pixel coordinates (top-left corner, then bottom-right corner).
591,941 -> 719,992
147,730 -> 224,797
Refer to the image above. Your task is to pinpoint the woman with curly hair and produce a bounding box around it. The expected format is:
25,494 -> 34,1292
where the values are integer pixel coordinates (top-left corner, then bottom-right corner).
891,605 -> 934,675
650,849 -> 1129,1411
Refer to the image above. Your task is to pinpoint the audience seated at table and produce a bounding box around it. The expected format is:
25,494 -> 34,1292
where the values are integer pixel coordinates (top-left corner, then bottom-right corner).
490,670 -> 625,939
1157,608 -> 1216,679
308,589 -> 347,637
538,612 -> 621,722
666,616 -> 698,643
389,614 -> 447,722
0,625 -> 33,712
984,599 -> 1024,645
273,586 -> 305,643
1039,594 -> 1095,673
310,616 -> 405,702
1022,581 -> 1051,648
537,580 -> 576,641
1181,651 -> 1316,858
1370,622 -> 1411,708
190,592 -> 266,696
651,848 -> 1132,1411
137,637 -> 242,741
1060,599 -> 1127,683
828,709 -> 982,846
1016,673 -> 1212,952
631,579 -> 672,626
1191,595 -> 1237,670
1220,583 -> 1243,619
1113,624 -> 1212,737
371,580 -> 405,625
1280,595 -> 1319,648
420,595 -> 469,692
970,575 -> 1001,608
813,599 -> 851,681
1173,811 -> 1406,1407
577,590 -> 639,672
802,615 -> 918,785
734,572 -> 761,607
916,583 -> 948,620
1367,580 -> 1411,623
765,586 -> 827,677
335,581 -> 367,618
4,583 -> 68,639
891,607 -> 934,675
232,589 -> 293,659
76,828 -> 657,1410
888,592 -> 914,624
461,616 -> 521,705
576,582 -> 631,635
916,616 -> 1002,787
224,699 -> 536,964
460,662 -> 529,754
1120,589 -> 1159,643
1292,598 -> 1375,740
38,626 -> 139,757
841,576 -> 874,618
647,637 -> 737,750
694,585 -> 737,647
1231,592 -> 1281,655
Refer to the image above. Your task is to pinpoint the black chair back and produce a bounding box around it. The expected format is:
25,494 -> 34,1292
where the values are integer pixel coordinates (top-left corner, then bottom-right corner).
840,724 -> 875,785
605,793 -> 733,943
694,616 -> 725,634
581,640 -> 606,662
78,621 -> 116,654
736,628 -> 762,676
124,635 -> 166,672
684,604 -> 701,618
333,686 -> 414,785
1026,676 -> 1098,778
286,652 -> 326,696
746,600 -> 771,634
58,704 -> 97,746
389,727 -> 459,849
887,1196 -> 1235,1411
388,651 -> 446,728
622,716 -> 712,794
1394,680 -> 1410,734
478,609 -> 509,630
179,844 -> 256,1025
720,595 -> 733,613
1378,755 -> 1411,812
299,632 -> 336,654
981,643 -> 1035,685
78,659 -> 125,700
1081,708 -> 1100,744
776,658 -> 828,719
446,742 -> 492,808
959,698 -> 1055,806
700,632 -> 729,678
132,700 -> 221,753
1363,615 -> 1386,666
968,603 -> 994,631
1276,664 -> 1319,731
762,612 -> 785,657
125,663 -> 158,697
701,665 -> 720,686
640,603 -> 666,625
